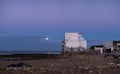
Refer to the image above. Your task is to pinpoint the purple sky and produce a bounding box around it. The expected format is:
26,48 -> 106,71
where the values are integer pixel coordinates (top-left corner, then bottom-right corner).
0,0 -> 120,50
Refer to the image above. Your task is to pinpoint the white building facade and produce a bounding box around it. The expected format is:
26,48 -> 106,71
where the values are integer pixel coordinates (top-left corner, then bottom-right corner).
63,32 -> 87,52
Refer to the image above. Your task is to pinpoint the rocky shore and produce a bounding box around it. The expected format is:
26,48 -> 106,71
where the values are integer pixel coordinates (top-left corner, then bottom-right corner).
0,53 -> 120,74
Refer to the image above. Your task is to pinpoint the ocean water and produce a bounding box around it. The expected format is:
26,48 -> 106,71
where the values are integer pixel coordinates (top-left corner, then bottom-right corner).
0,50 -> 61,55
0,36 -> 61,55
0,36 -> 61,51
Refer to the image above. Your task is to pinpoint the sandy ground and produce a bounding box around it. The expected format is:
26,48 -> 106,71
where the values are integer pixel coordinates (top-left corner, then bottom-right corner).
0,53 -> 120,74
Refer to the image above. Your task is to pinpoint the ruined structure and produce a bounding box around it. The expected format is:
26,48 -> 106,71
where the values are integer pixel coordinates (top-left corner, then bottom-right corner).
104,41 -> 120,51
62,32 -> 87,52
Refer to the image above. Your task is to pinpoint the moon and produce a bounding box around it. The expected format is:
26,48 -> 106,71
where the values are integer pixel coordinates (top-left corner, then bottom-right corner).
45,37 -> 49,40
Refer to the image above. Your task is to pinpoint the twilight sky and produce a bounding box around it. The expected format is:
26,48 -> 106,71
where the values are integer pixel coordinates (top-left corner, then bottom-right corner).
0,0 -> 120,50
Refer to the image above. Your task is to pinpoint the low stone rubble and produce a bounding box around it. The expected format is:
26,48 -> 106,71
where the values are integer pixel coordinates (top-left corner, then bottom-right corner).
0,54 -> 120,74
4,62 -> 120,74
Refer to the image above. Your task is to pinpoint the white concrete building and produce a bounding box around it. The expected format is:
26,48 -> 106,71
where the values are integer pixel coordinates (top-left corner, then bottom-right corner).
104,41 -> 120,51
78,34 -> 87,49
63,32 -> 87,52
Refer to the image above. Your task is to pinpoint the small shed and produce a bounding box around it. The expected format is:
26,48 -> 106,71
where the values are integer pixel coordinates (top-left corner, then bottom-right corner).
90,45 -> 104,54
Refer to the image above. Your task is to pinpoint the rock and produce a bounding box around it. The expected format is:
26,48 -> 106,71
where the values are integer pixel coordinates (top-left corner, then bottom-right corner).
116,64 -> 120,67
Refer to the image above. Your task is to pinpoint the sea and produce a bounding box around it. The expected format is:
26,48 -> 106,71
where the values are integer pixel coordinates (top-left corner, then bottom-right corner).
0,50 -> 61,55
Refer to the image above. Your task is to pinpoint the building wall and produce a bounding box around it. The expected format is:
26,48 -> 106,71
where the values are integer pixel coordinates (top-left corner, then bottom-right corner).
94,47 -> 103,54
104,41 -> 120,50
79,40 -> 87,49
117,43 -> 120,50
64,33 -> 79,48
113,41 -> 120,50
104,41 -> 113,49
64,32 -> 87,52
